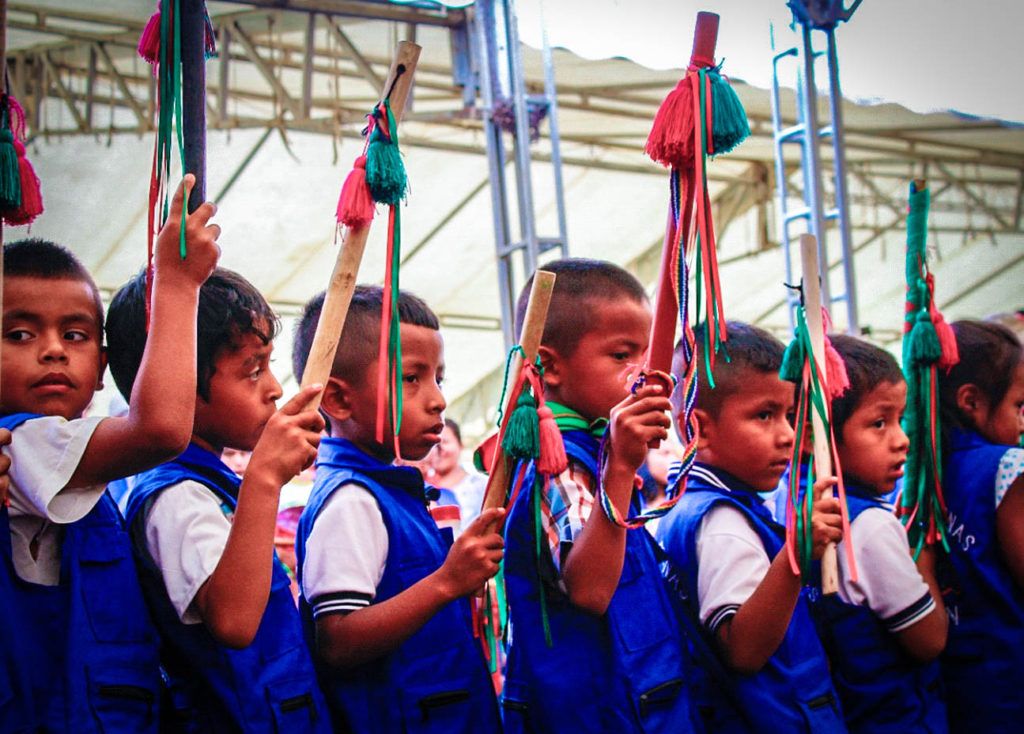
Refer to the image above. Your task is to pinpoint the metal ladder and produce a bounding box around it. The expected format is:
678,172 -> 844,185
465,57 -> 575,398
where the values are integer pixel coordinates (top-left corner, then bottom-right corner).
471,0 -> 569,348
769,0 -> 861,333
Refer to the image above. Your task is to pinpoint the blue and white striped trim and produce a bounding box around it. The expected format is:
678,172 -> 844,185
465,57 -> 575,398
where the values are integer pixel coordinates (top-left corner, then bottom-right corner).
310,590 -> 373,618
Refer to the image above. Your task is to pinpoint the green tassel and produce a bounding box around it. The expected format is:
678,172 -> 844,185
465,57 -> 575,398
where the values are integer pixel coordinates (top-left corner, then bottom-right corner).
365,102 -> 407,206
709,71 -> 750,155
502,391 -> 540,460
779,335 -> 805,383
0,127 -> 22,211
907,309 -> 942,366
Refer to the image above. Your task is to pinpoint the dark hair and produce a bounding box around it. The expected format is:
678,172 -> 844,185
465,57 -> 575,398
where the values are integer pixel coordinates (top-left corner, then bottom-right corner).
939,320 -> 1023,433
515,258 -> 648,358
292,285 -> 439,385
4,238 -> 104,329
828,334 -> 905,437
106,267 -> 279,401
674,321 -> 785,419
444,417 -> 462,444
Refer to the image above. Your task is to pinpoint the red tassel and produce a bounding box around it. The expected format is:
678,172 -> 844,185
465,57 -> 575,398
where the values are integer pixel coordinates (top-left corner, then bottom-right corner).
138,9 -> 161,65
535,405 -> 568,476
337,155 -> 375,229
3,139 -> 43,226
644,76 -> 696,170
824,335 -> 851,399
931,310 -> 959,372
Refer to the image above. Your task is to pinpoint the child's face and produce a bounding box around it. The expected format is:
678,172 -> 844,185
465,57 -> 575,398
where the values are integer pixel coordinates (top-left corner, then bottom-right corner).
347,323 -> 446,463
693,369 -> 795,492
547,297 -> 651,422
837,380 -> 909,493
194,329 -> 282,451
1,276 -> 105,420
976,361 -> 1024,446
432,424 -> 462,476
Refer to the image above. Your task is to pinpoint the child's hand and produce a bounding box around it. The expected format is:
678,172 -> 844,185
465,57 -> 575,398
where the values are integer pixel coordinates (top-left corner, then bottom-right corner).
810,477 -> 842,560
247,384 -> 325,490
436,507 -> 505,600
153,174 -> 220,287
605,383 -> 672,475
0,429 -> 11,506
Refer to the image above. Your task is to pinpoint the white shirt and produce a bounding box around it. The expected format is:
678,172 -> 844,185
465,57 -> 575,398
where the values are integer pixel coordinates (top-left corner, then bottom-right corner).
995,448 -> 1024,508
837,504 -> 934,632
301,484 -> 389,619
695,503 -> 772,632
5,415 -> 106,585
142,481 -> 232,624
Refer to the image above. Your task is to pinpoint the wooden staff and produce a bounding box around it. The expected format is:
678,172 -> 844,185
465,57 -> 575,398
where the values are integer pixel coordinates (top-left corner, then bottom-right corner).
300,41 -> 421,406
800,233 -> 839,594
480,270 -> 557,515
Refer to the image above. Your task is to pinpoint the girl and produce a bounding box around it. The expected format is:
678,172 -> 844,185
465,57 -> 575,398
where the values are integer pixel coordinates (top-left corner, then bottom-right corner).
938,319 -> 1024,734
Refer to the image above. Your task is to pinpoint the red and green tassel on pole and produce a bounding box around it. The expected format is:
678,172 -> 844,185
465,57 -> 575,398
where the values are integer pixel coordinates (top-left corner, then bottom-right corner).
899,180 -> 958,556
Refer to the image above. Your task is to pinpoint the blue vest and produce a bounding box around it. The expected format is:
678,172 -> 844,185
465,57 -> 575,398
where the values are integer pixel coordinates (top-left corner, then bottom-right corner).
809,486 -> 946,734
502,430 -> 697,734
295,437 -> 500,734
940,429 -> 1024,733
125,443 -> 330,733
0,412 -> 161,733
657,463 -> 846,734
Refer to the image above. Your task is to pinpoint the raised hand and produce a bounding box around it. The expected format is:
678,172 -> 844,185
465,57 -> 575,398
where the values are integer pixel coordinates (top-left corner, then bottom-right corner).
154,174 -> 220,287
247,384 -> 326,490
810,476 -> 843,560
605,383 -> 673,475
436,507 -> 505,600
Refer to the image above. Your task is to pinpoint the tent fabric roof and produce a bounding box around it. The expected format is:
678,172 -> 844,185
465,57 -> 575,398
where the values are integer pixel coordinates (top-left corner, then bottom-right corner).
8,1 -> 1023,438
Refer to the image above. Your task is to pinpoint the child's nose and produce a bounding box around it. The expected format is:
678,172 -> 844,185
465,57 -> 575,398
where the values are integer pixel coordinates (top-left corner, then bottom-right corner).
427,380 -> 446,414
266,372 -> 283,402
39,332 -> 68,362
893,424 -> 910,452
777,416 -> 796,448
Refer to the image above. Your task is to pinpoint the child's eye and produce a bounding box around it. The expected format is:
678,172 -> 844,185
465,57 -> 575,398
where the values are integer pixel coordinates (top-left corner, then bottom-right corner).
758,411 -> 772,421
873,419 -> 886,429
249,368 -> 264,381
612,351 -> 630,361
64,330 -> 90,342
5,329 -> 33,342
404,374 -> 419,385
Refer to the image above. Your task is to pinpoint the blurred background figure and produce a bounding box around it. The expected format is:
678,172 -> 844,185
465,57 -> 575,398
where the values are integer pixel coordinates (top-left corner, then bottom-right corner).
638,436 -> 683,535
431,418 -> 488,530
221,447 -> 252,477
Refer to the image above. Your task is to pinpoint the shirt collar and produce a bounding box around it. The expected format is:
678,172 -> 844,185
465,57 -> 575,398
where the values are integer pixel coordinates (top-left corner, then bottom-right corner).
545,401 -> 608,438
316,437 -> 429,503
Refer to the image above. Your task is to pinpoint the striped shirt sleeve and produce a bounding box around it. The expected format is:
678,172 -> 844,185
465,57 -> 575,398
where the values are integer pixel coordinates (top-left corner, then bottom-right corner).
301,484 -> 389,619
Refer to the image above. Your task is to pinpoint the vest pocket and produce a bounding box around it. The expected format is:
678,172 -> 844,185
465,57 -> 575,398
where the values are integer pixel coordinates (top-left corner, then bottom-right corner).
500,679 -> 534,734
267,677 -> 324,733
87,664 -> 159,733
797,691 -> 845,732
77,528 -> 153,643
399,679 -> 479,734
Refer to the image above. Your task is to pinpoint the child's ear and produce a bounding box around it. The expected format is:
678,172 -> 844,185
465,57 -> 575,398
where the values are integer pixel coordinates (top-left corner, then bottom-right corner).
319,376 -> 353,422
955,383 -> 988,426
693,407 -> 714,450
537,345 -> 561,388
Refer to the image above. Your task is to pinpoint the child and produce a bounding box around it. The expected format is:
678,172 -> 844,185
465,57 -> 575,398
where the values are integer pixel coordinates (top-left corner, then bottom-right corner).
937,320 -> 1024,733
0,176 -> 218,731
107,267 -> 331,732
657,321 -> 846,733
291,286 -> 503,733
814,335 -> 947,733
501,259 -> 697,733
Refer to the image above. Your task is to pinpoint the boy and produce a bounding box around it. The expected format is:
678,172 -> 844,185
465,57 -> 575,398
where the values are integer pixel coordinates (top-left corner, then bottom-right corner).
501,259 -> 697,733
817,335 -> 947,733
657,321 -> 847,733
0,176 -> 218,731
107,267 -> 331,731
292,286 -> 503,733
